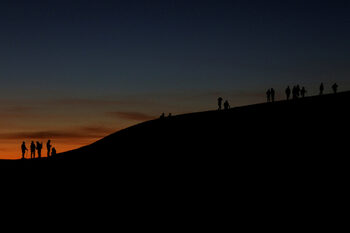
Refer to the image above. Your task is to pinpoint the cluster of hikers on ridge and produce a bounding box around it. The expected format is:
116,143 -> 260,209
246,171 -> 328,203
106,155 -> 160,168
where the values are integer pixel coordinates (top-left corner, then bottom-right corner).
266,82 -> 338,103
216,82 -> 339,110
21,140 -> 56,159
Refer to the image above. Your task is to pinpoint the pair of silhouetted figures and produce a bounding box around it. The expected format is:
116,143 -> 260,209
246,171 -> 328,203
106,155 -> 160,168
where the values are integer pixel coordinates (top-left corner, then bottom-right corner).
21,140 -> 56,159
307,83 -> 338,97
217,97 -> 230,110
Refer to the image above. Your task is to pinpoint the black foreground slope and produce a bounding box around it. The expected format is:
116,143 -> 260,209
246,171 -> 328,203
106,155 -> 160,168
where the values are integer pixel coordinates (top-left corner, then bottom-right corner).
2,93 -> 348,228
3,91 -> 349,173
53,91 -> 349,171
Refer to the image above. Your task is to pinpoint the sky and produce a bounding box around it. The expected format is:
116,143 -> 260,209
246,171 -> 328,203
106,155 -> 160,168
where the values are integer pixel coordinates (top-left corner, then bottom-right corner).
1,0 -> 350,158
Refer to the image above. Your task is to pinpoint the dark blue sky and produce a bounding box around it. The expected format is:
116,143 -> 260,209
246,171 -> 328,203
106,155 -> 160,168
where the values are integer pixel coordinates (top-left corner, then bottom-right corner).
1,0 -> 349,95
1,0 -> 350,157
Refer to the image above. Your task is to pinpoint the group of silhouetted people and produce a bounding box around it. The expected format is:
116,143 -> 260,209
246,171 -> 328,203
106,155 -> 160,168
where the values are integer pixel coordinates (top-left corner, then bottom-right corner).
266,83 -> 339,102
21,140 -> 56,159
160,112 -> 172,119
217,97 -> 230,110
284,85 -> 307,100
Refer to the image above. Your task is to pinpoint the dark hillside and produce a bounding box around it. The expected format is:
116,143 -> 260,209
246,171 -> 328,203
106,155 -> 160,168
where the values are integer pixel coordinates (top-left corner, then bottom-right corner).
49,91 -> 350,175
2,92 -> 348,223
3,91 -> 349,175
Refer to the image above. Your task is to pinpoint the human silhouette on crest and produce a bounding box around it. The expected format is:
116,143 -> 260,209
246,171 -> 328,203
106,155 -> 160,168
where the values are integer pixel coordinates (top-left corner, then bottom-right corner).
266,89 -> 271,102
332,83 -> 338,94
218,97 -> 223,110
21,142 -> 28,159
320,83 -> 324,95
270,88 -> 275,102
224,100 -> 230,110
285,86 -> 291,100
30,141 -> 36,159
47,140 -> 52,157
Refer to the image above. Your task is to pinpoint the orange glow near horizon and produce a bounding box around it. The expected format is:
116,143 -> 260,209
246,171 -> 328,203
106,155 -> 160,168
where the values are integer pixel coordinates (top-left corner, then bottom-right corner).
0,137 -> 103,160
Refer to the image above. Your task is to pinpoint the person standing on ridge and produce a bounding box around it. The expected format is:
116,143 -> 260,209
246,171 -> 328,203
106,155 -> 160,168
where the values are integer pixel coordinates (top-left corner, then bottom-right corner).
270,88 -> 275,102
285,86 -> 291,100
332,83 -> 338,94
301,87 -> 307,98
51,147 -> 57,157
30,141 -> 36,159
296,85 -> 301,98
320,83 -> 324,95
218,97 -> 223,110
36,141 -> 43,159
47,140 -> 52,157
21,142 -> 28,159
224,100 -> 230,110
266,89 -> 271,102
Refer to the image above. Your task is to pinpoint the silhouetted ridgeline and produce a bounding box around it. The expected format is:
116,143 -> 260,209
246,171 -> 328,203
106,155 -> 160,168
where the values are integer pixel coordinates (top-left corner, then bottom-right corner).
2,91 -> 349,173
2,91 -> 348,224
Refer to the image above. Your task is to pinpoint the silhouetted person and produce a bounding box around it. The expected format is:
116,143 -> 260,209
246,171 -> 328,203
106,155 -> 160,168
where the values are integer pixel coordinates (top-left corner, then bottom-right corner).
266,89 -> 271,102
21,142 -> 28,159
270,88 -> 275,102
224,100 -> 230,110
217,97 -> 223,110
36,141 -> 42,159
30,141 -> 36,159
332,83 -> 338,94
51,147 -> 57,157
292,86 -> 297,99
168,113 -> 172,118
296,85 -> 301,98
160,113 -> 165,119
320,83 -> 324,95
47,140 -> 52,157
285,86 -> 291,100
301,87 -> 306,98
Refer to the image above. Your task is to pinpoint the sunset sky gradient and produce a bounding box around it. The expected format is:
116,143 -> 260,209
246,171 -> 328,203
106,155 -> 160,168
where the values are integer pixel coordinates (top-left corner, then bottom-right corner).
1,0 -> 350,158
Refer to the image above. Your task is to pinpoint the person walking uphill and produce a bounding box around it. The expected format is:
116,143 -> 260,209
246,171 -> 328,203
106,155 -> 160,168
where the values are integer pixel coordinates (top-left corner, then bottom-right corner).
21,142 -> 28,159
